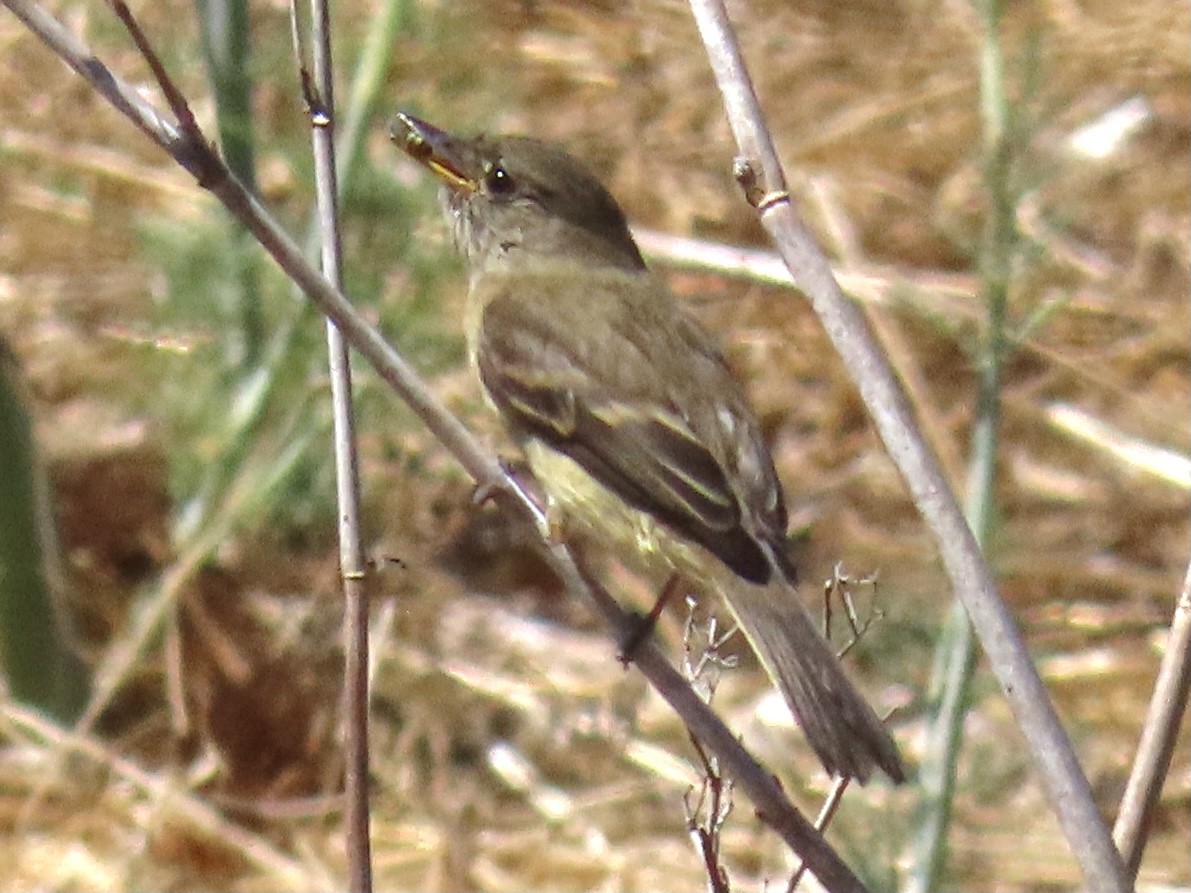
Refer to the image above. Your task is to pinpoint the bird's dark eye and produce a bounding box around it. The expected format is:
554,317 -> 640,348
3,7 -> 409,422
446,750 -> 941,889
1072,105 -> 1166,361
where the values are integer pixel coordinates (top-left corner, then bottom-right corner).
483,162 -> 515,196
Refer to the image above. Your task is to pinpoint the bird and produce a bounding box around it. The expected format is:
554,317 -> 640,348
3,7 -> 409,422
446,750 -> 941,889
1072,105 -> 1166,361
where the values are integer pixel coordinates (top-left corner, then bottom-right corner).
391,112 -> 904,784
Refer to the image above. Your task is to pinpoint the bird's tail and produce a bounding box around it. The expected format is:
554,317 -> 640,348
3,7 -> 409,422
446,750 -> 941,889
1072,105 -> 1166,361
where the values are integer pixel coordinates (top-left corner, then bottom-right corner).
719,579 -> 905,784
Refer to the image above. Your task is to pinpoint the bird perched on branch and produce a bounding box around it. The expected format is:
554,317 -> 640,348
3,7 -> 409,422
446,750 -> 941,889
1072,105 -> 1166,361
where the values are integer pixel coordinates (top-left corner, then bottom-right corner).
392,112 -> 904,784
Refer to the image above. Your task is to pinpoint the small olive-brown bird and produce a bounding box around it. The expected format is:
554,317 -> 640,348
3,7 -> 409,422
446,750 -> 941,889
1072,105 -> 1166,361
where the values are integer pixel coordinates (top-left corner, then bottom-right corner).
392,112 -> 904,784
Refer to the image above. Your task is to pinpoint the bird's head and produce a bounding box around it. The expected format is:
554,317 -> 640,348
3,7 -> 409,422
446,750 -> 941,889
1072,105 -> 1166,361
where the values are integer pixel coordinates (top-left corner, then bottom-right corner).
391,112 -> 645,275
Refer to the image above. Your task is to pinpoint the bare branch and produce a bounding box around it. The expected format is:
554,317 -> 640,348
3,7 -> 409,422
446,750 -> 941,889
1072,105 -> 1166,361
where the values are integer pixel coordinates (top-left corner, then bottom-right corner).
1113,563 -> 1191,877
685,0 -> 1129,890
292,0 -> 373,885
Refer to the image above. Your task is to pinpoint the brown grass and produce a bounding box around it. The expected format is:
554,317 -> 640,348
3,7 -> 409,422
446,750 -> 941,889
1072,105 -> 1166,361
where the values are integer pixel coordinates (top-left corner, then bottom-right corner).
0,0 -> 1187,889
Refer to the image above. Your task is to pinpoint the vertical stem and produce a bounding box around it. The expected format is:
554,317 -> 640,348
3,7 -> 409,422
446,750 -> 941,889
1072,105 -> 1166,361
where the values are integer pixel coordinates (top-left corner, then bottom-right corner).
305,1 -> 372,889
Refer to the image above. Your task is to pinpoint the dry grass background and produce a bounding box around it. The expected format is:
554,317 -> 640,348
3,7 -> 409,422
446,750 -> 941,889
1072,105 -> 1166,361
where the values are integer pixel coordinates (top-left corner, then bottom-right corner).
0,0 -> 1188,889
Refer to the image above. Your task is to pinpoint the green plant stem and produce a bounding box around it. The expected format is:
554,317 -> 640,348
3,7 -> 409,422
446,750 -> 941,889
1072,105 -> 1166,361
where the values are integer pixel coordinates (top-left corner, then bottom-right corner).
0,348 -> 88,721
195,0 -> 262,365
907,1 -> 1012,888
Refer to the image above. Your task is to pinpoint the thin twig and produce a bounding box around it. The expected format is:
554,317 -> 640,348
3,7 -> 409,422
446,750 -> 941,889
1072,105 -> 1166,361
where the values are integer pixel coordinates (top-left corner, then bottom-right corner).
821,564 -> 882,660
684,734 -> 733,893
787,774 -> 851,893
685,1 -> 1129,890
1,2 -> 871,888
681,601 -> 734,891
1112,562 -> 1191,878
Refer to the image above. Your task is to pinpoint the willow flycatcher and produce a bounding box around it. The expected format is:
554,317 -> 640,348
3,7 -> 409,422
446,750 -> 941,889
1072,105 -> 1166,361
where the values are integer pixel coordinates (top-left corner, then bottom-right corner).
392,112 -> 904,784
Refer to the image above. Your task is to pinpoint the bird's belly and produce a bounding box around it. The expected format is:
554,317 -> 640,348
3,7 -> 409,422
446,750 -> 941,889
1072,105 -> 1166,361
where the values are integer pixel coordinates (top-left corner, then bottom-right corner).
522,438 -> 708,583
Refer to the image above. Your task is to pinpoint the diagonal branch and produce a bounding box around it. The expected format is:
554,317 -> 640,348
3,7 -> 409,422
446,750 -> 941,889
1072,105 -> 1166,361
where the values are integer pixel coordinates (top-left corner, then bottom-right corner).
685,1 -> 1130,891
1113,563 -> 1191,878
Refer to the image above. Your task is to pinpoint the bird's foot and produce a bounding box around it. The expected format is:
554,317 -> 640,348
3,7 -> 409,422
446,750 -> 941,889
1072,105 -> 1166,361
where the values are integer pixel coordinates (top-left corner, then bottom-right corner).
617,573 -> 684,666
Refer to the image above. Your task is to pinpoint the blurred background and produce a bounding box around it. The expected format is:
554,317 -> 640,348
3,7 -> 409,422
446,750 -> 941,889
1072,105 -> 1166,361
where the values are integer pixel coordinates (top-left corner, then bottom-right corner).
0,0 -> 1187,889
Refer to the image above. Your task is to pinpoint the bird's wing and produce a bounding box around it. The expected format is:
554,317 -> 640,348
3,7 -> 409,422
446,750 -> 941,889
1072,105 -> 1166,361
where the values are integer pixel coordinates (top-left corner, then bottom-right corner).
476,282 -> 777,584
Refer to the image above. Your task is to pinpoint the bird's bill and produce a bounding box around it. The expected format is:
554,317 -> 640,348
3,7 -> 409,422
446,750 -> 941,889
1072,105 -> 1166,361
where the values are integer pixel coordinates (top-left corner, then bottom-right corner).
389,112 -> 476,194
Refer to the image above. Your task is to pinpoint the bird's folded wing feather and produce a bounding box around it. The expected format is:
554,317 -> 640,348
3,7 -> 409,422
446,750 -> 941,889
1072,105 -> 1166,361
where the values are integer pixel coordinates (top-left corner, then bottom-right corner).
476,286 -> 773,583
